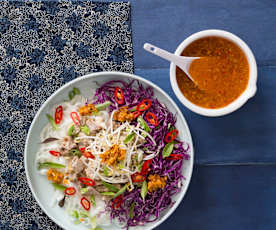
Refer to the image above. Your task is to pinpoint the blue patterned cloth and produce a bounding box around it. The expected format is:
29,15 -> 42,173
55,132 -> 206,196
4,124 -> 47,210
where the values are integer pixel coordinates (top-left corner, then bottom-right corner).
0,1 -> 133,229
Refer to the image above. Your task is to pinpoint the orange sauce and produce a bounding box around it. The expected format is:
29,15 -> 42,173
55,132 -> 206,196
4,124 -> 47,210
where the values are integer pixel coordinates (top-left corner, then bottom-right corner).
176,36 -> 249,109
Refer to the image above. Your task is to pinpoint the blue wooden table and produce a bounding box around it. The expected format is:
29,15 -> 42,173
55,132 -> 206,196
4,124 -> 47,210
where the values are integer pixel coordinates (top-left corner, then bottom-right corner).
129,1 -> 276,229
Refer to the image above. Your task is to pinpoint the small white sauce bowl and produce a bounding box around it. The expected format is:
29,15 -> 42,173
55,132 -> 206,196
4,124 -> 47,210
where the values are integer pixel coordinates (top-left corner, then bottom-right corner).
170,29 -> 257,117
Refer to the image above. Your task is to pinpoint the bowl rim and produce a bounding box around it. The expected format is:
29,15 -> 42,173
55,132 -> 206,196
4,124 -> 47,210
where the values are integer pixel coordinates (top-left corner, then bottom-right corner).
24,71 -> 194,230
170,29 -> 258,117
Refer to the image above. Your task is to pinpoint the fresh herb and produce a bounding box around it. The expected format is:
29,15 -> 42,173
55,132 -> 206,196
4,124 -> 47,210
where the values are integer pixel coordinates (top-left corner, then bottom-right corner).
102,181 -> 119,193
69,91 -> 75,100
103,165 -> 109,176
95,101 -> 111,111
141,181 -> 148,201
69,149 -> 82,157
72,210 -> 79,219
123,132 -> 135,144
69,87 -> 81,100
162,142 -> 174,158
113,184 -> 128,198
118,161 -> 124,169
100,192 -> 116,196
129,202 -> 135,219
80,187 -> 89,194
80,211 -> 89,218
52,183 -> 67,191
129,106 -> 137,112
73,87 -> 80,95
137,162 -> 143,172
90,194 -> 96,207
68,125 -> 75,136
38,162 -> 65,169
169,126 -> 175,132
81,125 -> 90,135
46,114 -> 58,130
137,116 -> 151,133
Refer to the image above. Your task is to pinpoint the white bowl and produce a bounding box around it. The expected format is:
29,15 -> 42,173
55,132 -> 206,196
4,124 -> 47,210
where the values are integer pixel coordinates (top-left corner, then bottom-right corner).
170,29 -> 257,117
24,71 -> 194,230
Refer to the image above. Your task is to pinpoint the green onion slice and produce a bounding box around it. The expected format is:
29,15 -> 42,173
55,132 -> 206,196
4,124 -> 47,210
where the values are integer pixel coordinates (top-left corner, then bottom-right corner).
38,162 -> 65,169
141,181 -> 148,201
162,142 -> 174,158
46,114 -> 58,130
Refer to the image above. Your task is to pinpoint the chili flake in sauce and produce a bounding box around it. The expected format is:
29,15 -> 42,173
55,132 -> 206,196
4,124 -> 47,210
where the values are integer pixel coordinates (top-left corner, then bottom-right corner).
176,36 -> 249,109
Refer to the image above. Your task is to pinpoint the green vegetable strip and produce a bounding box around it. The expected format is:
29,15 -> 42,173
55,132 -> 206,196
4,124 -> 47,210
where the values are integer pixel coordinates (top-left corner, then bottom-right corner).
137,116 -> 151,133
129,202 -> 135,219
90,194 -> 96,207
129,106 -> 137,112
52,183 -> 67,191
123,132 -> 135,144
69,91 -> 75,100
80,211 -> 89,218
81,125 -> 90,135
72,210 -> 79,219
95,101 -> 111,111
46,114 -> 58,130
103,165 -> 109,176
137,162 -> 143,172
68,125 -> 75,136
38,162 -> 65,169
162,142 -> 174,158
73,87 -> 81,95
141,181 -> 148,201
80,187 -> 89,194
101,181 -> 119,192
113,184 -> 128,198
69,149 -> 82,157
100,192 -> 116,196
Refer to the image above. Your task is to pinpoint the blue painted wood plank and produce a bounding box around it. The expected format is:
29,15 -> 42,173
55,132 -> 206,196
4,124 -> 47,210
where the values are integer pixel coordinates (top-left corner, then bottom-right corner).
157,165 -> 276,230
131,0 -> 276,69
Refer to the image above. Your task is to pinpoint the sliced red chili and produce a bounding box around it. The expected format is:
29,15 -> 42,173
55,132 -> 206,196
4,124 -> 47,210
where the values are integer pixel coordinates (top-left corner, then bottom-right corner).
78,177 -> 95,186
80,147 -> 95,159
145,112 -> 159,127
166,154 -> 183,160
112,195 -> 123,209
137,99 -> 152,112
65,187 -> 76,196
132,111 -> 142,119
114,87 -> 125,105
70,112 -> 80,125
80,147 -> 86,152
55,106 -> 63,124
141,159 -> 153,175
81,197 -> 90,211
164,129 -> 179,143
131,172 -> 146,183
49,150 -> 60,157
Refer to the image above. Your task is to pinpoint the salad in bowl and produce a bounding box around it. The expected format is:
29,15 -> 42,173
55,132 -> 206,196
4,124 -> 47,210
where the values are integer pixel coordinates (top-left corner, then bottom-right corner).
25,72 -> 193,230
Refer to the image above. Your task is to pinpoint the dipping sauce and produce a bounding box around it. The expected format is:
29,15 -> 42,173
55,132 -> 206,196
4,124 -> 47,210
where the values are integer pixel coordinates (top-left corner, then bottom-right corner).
176,36 -> 249,109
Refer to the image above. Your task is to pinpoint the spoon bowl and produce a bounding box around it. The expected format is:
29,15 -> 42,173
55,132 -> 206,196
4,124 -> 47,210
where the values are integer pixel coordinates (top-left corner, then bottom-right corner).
144,43 -> 200,83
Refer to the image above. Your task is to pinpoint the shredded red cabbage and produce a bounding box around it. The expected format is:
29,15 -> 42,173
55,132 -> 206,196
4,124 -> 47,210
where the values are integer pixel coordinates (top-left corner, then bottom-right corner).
93,80 -> 190,229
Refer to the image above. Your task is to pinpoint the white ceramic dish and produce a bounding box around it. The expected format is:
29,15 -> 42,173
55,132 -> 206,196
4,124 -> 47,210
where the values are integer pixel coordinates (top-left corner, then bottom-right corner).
24,71 -> 194,230
170,29 -> 258,117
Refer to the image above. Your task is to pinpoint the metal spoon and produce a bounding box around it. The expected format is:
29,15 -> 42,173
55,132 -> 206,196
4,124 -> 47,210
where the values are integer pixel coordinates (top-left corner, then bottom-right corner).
143,43 -> 200,83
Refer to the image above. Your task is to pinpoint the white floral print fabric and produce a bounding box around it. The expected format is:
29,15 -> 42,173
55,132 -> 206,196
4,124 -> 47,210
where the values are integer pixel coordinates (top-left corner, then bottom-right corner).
0,1 -> 133,229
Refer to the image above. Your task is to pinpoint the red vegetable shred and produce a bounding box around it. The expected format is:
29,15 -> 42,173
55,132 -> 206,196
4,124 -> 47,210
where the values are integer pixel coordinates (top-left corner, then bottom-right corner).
93,80 -> 190,229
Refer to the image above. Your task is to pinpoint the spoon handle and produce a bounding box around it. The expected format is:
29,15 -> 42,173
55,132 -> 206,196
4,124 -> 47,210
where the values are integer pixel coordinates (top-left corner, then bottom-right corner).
144,43 -> 181,64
